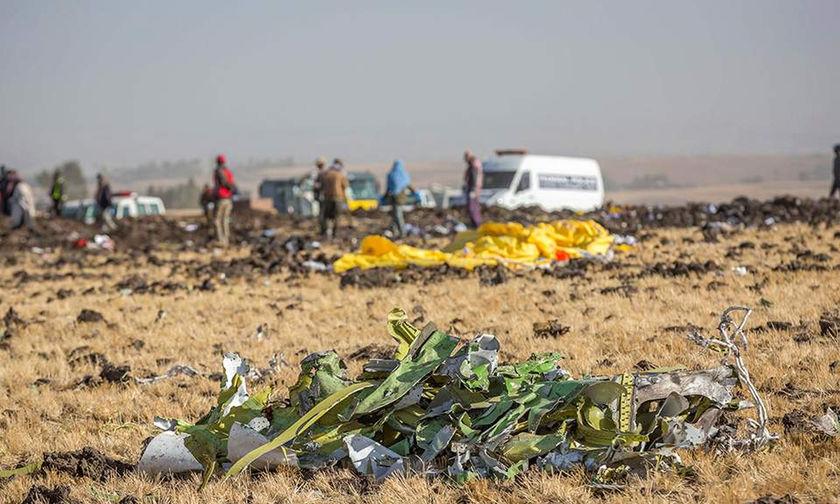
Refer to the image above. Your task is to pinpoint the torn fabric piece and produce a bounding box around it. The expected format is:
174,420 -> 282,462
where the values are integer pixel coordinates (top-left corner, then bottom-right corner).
333,219 -> 619,273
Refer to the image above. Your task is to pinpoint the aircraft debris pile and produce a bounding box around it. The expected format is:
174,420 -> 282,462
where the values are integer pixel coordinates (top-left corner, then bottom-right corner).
139,307 -> 775,486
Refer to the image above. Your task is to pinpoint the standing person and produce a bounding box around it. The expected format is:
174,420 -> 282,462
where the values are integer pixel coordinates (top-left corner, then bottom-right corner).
212,154 -> 235,247
313,156 -> 327,226
0,165 -> 10,217
384,159 -> 415,238
7,171 -> 36,230
319,162 -> 349,238
199,183 -> 214,229
95,173 -> 117,231
830,145 -> 840,198
463,149 -> 483,228
50,169 -> 66,216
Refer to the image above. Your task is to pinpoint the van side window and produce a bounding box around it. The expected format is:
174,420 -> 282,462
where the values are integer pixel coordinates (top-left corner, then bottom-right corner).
121,206 -> 131,218
149,203 -> 160,215
515,171 -> 531,192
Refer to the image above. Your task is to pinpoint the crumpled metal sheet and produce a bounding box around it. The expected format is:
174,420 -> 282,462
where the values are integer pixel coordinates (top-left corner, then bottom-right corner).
812,409 -> 839,437
221,353 -> 250,416
344,434 -> 405,481
139,306 -> 775,487
228,422 -> 299,470
137,431 -> 203,474
635,366 -> 738,406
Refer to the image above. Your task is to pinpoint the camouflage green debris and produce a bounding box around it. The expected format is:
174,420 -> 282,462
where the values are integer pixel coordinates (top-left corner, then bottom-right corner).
138,306 -> 776,486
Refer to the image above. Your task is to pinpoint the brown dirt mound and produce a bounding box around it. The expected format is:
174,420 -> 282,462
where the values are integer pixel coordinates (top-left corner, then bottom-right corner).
41,447 -> 134,482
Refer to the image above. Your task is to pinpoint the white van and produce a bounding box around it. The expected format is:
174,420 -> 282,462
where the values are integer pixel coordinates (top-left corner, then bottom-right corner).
62,192 -> 166,224
455,151 -> 605,212
111,192 -> 166,219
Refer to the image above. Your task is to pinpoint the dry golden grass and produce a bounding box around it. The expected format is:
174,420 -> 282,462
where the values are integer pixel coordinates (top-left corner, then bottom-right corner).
1,221 -> 839,503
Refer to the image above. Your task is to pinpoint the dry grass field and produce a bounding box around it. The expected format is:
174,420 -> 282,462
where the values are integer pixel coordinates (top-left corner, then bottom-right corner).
1,213 -> 839,503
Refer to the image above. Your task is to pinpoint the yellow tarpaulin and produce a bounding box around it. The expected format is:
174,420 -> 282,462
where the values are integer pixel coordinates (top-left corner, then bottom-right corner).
333,219 -> 619,273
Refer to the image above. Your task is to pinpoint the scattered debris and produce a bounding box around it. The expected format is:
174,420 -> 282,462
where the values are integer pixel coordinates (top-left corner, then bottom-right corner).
686,307 -> 777,451
811,409 -> 839,438
72,355 -> 202,388
135,365 -> 201,385
139,306 -> 775,487
253,324 -> 268,341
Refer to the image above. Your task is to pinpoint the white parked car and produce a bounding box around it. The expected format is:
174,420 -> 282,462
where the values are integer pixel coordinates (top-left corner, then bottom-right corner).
62,192 -> 166,224
112,192 -> 166,219
452,150 -> 605,212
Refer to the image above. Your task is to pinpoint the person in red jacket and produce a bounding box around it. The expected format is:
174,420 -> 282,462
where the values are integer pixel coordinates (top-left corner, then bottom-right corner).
212,154 -> 236,247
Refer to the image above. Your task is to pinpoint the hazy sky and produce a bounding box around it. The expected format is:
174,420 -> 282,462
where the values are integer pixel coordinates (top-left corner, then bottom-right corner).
1,0 -> 838,173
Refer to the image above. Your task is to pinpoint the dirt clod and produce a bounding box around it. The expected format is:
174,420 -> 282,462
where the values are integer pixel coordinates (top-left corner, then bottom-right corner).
477,264 -> 508,286
746,495 -> 798,504
42,446 -> 134,482
76,309 -> 104,323
532,320 -> 571,339
99,362 -> 132,383
4,307 -> 25,328
21,485 -> 79,504
348,344 -> 393,361
818,313 -> 840,337
634,359 -> 658,371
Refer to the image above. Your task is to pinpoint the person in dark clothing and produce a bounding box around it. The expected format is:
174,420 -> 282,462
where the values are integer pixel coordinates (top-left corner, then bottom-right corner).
830,145 -> 840,198
200,183 -> 214,229
50,169 -> 66,216
313,156 -> 327,228
0,165 -> 10,217
95,173 -> 117,230
319,163 -> 349,238
462,149 -> 483,228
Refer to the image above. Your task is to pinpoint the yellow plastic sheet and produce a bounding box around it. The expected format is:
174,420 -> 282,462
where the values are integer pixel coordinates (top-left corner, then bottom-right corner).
333,219 -> 619,273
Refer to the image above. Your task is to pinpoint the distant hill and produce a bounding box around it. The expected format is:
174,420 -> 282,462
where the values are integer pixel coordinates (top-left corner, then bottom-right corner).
598,154 -> 831,190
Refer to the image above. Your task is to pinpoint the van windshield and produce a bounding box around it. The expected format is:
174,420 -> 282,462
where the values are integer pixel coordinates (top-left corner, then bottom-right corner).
482,171 -> 516,190
349,178 -> 378,200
